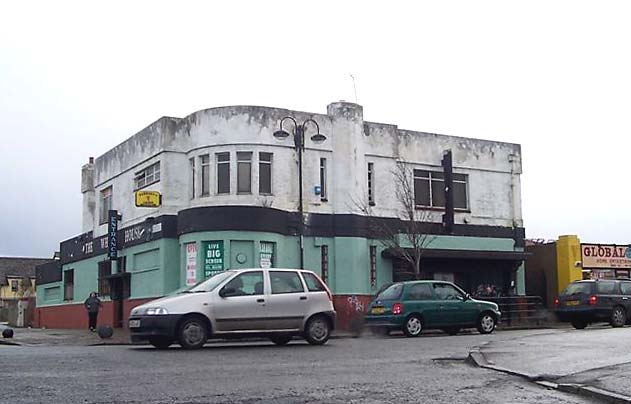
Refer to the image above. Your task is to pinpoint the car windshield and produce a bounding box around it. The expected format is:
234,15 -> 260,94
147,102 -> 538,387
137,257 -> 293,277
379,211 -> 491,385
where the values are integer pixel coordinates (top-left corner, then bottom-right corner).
184,271 -> 235,293
563,282 -> 592,296
376,283 -> 404,300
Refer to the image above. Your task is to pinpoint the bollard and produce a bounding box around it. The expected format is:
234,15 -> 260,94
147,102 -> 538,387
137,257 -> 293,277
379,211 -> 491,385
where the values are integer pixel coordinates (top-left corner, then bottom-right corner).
97,325 -> 114,339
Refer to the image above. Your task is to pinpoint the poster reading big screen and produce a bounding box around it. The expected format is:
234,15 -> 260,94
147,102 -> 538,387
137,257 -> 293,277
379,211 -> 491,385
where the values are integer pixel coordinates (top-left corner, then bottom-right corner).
203,241 -> 224,278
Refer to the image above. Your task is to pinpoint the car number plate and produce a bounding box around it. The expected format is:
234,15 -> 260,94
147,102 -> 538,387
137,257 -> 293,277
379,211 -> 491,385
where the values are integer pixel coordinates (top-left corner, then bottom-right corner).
371,307 -> 385,314
565,300 -> 580,306
129,319 -> 141,328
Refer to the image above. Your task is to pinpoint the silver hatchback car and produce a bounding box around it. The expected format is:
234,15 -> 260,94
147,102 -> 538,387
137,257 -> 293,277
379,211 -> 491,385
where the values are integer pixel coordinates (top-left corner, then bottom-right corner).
129,268 -> 336,349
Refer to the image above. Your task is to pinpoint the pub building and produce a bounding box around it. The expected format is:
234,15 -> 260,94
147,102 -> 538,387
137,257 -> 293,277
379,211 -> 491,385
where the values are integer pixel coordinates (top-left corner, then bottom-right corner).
35,101 -> 526,330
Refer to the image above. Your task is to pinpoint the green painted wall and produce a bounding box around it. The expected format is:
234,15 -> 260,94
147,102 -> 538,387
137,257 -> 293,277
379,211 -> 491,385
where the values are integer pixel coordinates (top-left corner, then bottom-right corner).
39,231 -> 523,307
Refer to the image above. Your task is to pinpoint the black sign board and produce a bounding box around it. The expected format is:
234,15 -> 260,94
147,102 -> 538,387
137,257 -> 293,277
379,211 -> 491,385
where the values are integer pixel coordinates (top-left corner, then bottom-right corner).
441,150 -> 454,233
108,210 -> 119,260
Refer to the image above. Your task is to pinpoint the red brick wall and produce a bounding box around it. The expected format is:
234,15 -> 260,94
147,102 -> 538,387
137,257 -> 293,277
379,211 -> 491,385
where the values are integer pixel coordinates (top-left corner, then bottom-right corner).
333,294 -> 372,331
35,297 -> 158,329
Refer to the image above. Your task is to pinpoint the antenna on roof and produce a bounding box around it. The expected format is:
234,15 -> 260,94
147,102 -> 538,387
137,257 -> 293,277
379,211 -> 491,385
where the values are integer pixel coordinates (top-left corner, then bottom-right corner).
350,74 -> 358,103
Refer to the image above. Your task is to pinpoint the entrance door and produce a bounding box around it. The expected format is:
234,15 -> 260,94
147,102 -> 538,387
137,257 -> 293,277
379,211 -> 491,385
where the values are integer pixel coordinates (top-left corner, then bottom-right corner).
108,273 -> 130,328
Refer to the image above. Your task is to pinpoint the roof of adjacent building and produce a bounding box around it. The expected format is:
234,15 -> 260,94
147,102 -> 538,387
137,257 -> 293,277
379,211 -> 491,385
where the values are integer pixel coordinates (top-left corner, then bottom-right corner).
0,257 -> 52,285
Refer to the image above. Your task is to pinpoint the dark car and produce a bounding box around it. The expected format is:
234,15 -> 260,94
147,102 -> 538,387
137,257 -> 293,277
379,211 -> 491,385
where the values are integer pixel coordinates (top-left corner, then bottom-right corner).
554,279 -> 631,329
364,280 -> 501,337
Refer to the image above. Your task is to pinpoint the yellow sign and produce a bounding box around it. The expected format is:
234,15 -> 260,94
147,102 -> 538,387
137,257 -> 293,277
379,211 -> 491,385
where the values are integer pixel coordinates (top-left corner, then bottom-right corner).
135,191 -> 161,208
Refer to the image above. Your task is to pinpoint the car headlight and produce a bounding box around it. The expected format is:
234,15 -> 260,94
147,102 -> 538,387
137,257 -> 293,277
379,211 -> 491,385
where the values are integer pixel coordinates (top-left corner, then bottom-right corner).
145,307 -> 169,315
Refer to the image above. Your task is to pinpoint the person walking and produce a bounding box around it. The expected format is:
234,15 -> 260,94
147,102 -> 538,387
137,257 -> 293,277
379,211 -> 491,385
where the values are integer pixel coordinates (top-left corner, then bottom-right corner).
84,292 -> 101,331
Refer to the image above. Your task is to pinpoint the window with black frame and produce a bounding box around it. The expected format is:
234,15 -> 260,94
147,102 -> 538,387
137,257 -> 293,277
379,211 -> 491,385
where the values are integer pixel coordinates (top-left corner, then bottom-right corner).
413,169 -> 468,210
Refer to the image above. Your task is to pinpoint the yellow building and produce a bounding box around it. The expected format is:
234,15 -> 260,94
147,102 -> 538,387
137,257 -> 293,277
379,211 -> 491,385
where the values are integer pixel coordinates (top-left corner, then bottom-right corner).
525,235 -> 631,308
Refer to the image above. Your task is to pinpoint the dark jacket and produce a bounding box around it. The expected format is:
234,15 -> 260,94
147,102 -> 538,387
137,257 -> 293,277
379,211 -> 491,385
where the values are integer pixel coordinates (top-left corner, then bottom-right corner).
84,296 -> 101,313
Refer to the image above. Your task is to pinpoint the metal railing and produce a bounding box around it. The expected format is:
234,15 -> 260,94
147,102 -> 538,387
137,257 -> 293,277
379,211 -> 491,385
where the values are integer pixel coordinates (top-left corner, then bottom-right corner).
475,295 -> 548,326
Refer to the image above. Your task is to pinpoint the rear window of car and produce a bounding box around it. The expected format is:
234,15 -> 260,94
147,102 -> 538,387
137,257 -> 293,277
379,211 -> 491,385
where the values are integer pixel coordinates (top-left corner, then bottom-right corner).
563,282 -> 592,296
377,283 -> 403,300
270,271 -> 305,294
301,272 -> 327,292
597,281 -> 617,294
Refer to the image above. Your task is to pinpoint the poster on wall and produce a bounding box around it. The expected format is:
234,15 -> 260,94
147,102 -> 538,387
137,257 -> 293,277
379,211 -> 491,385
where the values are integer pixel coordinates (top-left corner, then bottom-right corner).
202,241 -> 224,278
260,242 -> 274,269
186,243 -> 198,286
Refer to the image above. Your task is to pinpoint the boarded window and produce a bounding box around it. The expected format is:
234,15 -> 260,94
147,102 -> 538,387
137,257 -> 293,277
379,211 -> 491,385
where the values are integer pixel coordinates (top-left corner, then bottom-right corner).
64,269 -> 74,301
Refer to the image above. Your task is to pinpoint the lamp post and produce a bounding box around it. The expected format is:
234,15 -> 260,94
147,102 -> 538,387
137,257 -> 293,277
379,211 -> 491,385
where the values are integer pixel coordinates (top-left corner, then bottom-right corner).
274,117 -> 327,269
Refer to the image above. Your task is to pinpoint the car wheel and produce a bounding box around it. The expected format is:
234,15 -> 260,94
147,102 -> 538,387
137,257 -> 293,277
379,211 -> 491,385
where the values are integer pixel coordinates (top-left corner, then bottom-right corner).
477,313 -> 496,334
442,327 -> 460,336
611,306 -> 626,328
149,337 -> 173,350
270,335 -> 293,346
178,317 -> 208,350
304,316 -> 331,345
571,319 -> 588,329
403,315 -> 423,337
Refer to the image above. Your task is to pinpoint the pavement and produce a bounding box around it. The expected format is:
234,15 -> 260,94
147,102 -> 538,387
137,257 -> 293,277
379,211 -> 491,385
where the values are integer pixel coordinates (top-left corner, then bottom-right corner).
468,325 -> 631,403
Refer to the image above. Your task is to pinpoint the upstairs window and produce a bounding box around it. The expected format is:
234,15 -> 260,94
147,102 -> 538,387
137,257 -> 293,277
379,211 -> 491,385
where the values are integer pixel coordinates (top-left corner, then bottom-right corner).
134,162 -> 160,190
200,155 -> 210,196
189,158 -> 195,200
10,280 -> 18,292
320,158 -> 328,201
217,152 -> 230,194
237,152 -> 252,193
413,170 -> 468,210
367,162 -> 375,205
99,187 -> 112,224
259,152 -> 273,195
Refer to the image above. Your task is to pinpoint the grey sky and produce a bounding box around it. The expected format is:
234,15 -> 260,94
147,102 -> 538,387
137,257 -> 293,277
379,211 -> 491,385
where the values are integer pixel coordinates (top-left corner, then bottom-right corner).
1,1 -> 630,257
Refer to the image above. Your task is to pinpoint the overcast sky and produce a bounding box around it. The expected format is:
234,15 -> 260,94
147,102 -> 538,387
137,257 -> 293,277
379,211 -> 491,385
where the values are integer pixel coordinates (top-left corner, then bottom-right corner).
1,1 -> 630,257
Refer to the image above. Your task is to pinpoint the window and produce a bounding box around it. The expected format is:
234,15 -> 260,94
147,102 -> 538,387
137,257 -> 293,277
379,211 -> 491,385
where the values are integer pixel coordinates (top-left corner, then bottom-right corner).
99,187 -> 112,224
321,245 -> 329,284
200,155 -> 210,196
217,152 -> 230,194
302,272 -> 327,292
367,162 -> 375,205
319,158 -> 327,201
597,281 -> 616,294
10,280 -> 18,292
134,162 -> 160,190
259,152 -> 272,194
237,152 -> 252,193
563,282 -> 592,295
413,170 -> 468,210
98,261 -> 111,297
377,283 -> 404,300
433,283 -> 464,300
270,271 -> 305,294
407,283 -> 433,300
117,256 -> 127,273
369,246 -> 377,287
189,158 -> 195,199
621,282 -> 631,295
64,269 -> 74,301
221,271 -> 264,296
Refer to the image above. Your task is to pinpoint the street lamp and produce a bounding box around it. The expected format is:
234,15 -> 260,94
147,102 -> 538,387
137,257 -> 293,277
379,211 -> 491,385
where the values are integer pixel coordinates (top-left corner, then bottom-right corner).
273,117 -> 327,269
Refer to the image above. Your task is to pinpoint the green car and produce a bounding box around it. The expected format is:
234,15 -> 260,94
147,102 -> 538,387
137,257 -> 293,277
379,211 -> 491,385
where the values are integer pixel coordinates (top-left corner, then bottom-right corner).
364,280 -> 501,337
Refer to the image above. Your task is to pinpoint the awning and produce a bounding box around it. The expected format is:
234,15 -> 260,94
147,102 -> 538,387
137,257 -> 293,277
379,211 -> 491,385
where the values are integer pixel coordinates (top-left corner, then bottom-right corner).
382,248 -> 531,261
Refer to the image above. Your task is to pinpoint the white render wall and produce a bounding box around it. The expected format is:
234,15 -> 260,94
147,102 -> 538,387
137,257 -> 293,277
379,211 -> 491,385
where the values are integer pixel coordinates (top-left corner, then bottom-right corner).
83,102 -> 523,237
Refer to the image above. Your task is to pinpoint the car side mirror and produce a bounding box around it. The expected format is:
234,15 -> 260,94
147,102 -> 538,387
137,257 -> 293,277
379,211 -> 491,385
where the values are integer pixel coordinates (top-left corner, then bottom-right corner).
219,287 -> 236,298
463,293 -> 471,301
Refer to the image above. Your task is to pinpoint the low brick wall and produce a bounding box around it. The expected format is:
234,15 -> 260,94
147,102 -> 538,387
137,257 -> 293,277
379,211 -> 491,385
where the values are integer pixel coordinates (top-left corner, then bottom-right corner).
35,297 -> 157,329
332,294 -> 372,332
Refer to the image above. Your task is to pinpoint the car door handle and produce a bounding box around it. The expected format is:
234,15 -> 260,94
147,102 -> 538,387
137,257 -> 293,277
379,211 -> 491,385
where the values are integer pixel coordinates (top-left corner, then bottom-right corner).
300,296 -> 307,300
256,298 -> 265,304
439,305 -> 445,309
623,297 -> 629,300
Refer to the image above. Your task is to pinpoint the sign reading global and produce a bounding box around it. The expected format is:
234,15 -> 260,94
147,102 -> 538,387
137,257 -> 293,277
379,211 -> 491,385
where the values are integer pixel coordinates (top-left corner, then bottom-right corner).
581,244 -> 631,269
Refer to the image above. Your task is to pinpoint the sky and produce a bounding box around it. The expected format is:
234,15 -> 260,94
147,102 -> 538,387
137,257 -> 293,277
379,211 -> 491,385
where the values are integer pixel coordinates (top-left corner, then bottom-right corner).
1,0 -> 630,257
